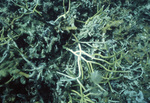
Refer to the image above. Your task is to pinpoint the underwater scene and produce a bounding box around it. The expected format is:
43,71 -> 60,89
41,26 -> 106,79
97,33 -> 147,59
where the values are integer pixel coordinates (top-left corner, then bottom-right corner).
0,0 -> 150,103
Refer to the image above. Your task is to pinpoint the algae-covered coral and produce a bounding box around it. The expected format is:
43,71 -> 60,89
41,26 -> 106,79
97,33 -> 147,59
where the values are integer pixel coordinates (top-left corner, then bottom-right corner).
0,0 -> 150,102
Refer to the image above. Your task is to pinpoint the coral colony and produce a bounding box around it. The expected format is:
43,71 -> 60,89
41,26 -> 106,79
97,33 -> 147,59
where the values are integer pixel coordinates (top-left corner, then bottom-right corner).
0,0 -> 150,102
